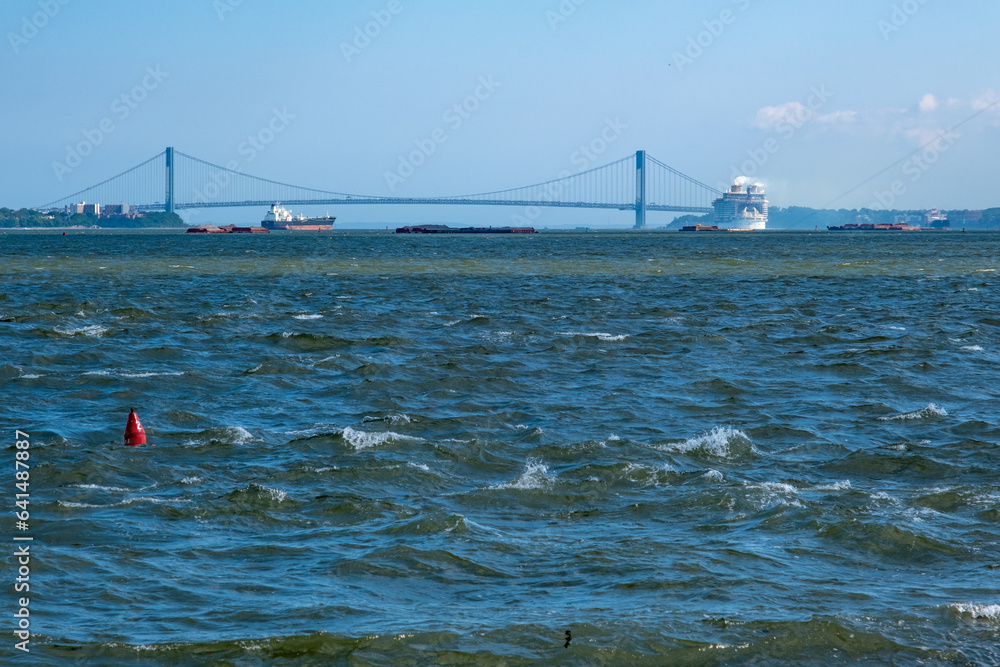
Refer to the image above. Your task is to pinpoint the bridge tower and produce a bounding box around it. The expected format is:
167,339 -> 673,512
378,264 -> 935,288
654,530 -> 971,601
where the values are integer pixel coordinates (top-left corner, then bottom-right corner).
165,147 -> 175,213
634,150 -> 646,229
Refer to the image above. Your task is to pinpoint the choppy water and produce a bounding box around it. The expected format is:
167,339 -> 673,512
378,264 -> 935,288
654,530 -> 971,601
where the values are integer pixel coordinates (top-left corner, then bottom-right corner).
2,230 -> 999,665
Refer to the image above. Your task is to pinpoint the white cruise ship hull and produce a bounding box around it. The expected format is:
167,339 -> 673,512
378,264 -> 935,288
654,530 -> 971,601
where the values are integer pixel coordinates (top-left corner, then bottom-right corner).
716,218 -> 766,231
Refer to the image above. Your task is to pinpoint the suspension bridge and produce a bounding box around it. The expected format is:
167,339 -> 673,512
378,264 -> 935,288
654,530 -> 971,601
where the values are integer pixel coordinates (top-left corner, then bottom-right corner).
40,148 -> 721,229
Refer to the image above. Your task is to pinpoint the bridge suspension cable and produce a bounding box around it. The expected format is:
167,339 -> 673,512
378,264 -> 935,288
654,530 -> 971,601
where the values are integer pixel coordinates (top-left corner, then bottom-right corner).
39,148 -> 722,225
41,151 -> 166,210
437,154 -> 637,209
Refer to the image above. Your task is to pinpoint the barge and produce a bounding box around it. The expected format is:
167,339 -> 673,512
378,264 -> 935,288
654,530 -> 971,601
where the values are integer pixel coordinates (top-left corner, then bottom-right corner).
395,225 -> 536,234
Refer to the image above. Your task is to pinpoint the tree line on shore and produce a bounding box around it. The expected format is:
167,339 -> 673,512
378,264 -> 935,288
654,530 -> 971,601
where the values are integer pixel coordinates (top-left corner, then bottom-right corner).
0,209 -> 186,228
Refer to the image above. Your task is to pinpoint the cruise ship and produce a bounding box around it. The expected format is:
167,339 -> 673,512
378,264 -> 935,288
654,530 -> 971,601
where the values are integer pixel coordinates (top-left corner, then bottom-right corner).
261,204 -> 335,231
712,182 -> 768,230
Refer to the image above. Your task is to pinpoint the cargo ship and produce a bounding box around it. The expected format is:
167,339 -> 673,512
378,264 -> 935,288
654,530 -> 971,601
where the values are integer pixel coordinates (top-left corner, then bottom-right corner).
395,225 -> 536,234
711,182 -> 768,230
262,204 -> 335,231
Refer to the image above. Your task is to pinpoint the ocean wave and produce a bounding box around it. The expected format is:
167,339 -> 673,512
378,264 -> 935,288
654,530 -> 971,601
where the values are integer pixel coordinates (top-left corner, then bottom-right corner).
616,462 -> 675,487
293,313 -> 323,320
342,426 -> 419,450
84,369 -> 184,378
949,603 -> 1000,620
813,480 -> 852,491
284,423 -> 343,439
69,483 -> 157,493
878,404 -> 948,421
184,426 -> 256,446
741,481 -> 803,510
753,481 -> 798,495
226,483 -> 289,505
53,324 -> 110,337
656,427 -> 758,459
363,413 -> 412,426
557,331 -> 630,342
491,459 -> 554,490
58,496 -> 183,509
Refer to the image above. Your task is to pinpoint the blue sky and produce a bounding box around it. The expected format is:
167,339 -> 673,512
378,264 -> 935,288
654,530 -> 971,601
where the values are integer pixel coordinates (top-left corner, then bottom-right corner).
2,0 -> 998,227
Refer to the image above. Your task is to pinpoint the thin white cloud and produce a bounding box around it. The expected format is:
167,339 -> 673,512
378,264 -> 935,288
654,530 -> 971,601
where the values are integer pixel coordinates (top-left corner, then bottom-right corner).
815,110 -> 858,124
753,103 -> 857,131
971,89 -> 1000,112
752,102 -> 809,131
905,126 -> 953,147
752,89 -> 1000,145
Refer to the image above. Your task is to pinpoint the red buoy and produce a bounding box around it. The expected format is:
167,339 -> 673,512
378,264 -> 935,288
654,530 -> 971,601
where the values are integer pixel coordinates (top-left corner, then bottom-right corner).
124,409 -> 147,447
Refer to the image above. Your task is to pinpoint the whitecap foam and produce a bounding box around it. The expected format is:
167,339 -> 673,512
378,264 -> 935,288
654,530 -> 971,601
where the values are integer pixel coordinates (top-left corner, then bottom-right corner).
622,462 -> 661,481
293,314 -> 323,320
70,483 -> 133,492
879,403 -> 948,421
84,369 -> 183,379
657,427 -> 757,459
949,603 -> 1000,620
314,355 -> 341,365
364,413 -> 412,426
180,476 -> 202,485
408,462 -> 431,472
492,459 -> 554,490
223,426 -> 255,445
55,325 -> 109,337
59,496 -> 183,509
960,345 -> 984,352
185,426 -> 256,446
261,486 -> 287,502
342,426 -> 418,450
444,517 -> 466,533
743,481 -> 803,510
558,331 -> 629,342
869,491 -> 897,504
754,481 -> 798,494
704,469 -> 724,482
813,480 -> 851,491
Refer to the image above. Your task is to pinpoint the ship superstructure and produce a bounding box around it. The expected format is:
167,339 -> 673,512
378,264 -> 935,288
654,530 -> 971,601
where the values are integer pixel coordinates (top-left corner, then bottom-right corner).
712,182 -> 768,230
262,203 -> 335,231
